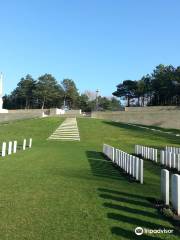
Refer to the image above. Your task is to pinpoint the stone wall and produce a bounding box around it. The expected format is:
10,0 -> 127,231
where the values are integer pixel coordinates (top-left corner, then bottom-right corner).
49,109 -> 82,117
0,108 -> 83,123
0,109 -> 46,123
91,109 -> 180,129
125,106 -> 180,112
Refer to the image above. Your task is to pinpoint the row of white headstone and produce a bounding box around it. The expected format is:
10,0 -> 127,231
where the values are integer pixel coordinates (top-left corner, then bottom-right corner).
1,138 -> 32,157
135,145 -> 158,162
165,146 -> 180,154
161,169 -> 180,215
103,144 -> 143,184
160,151 -> 180,171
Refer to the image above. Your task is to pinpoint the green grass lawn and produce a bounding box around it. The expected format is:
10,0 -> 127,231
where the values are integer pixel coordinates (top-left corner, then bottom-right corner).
0,117 -> 179,240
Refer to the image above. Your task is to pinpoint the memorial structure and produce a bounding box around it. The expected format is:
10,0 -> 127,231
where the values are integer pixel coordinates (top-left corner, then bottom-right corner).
0,73 -> 8,113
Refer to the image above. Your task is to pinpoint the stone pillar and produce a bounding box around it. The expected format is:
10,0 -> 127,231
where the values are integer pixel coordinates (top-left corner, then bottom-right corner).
161,169 -> 169,205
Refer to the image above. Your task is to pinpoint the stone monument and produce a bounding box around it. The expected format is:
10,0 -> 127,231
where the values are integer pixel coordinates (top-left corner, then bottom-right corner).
0,73 -> 8,113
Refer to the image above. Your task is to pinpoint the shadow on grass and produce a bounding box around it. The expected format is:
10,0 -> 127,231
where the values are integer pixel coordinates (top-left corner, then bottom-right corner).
103,121 -> 180,145
87,151 -> 180,239
86,151 -> 135,182
132,122 -> 180,135
111,227 -> 159,240
98,188 -> 180,239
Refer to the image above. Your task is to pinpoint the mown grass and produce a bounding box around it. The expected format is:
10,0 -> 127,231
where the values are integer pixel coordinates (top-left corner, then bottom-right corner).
0,117 -> 179,239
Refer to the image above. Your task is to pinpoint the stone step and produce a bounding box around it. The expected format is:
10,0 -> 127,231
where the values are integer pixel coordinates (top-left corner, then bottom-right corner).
48,137 -> 80,140
48,117 -> 80,141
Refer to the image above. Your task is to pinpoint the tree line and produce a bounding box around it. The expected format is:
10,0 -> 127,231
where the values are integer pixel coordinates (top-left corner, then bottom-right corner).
113,64 -> 180,107
3,74 -> 121,111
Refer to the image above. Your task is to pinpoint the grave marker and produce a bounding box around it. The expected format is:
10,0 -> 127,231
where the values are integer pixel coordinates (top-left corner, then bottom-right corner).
2,142 -> 6,157
13,141 -> 17,153
8,141 -> 12,155
161,169 -> 169,205
171,174 -> 180,215
29,138 -> 32,148
23,139 -> 26,150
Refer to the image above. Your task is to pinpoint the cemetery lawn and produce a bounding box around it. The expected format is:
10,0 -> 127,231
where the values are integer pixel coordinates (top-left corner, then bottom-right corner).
0,117 -> 180,240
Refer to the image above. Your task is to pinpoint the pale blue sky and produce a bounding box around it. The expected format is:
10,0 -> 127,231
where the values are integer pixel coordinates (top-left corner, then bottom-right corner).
0,0 -> 180,96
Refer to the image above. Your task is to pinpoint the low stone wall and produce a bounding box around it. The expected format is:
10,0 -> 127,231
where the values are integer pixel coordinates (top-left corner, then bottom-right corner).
0,108 -> 83,123
91,110 -> 180,129
125,106 -> 180,112
49,108 -> 82,117
0,109 -> 46,123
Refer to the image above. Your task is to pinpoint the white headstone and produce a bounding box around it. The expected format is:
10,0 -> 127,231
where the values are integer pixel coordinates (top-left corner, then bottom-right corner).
160,151 -> 165,165
154,149 -> 158,162
13,140 -> 17,153
171,174 -> 180,215
172,153 -> 176,169
124,153 -> 127,171
23,139 -> 26,150
127,155 -> 129,173
178,154 -> 180,172
135,158 -> 139,180
168,152 -> 172,168
161,169 -> 169,205
2,142 -> 6,157
129,155 -> 132,175
139,159 -> 143,184
133,156 -> 136,178
8,141 -> 12,155
112,147 -> 115,162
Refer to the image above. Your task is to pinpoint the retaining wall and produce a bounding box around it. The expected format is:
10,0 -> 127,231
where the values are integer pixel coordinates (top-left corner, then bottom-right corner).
92,108 -> 180,129
49,109 -> 82,117
0,109 -> 46,123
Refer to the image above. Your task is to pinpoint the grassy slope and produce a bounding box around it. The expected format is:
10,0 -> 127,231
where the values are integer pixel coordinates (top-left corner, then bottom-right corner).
0,117 -> 179,240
